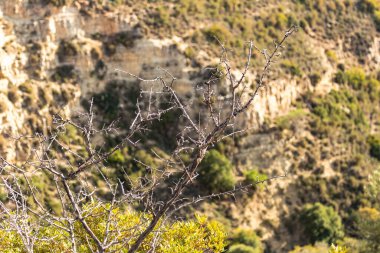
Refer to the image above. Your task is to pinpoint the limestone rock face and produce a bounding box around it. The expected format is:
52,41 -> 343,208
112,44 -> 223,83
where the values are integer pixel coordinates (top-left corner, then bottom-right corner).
4,0 -> 372,163
0,1 -> 321,134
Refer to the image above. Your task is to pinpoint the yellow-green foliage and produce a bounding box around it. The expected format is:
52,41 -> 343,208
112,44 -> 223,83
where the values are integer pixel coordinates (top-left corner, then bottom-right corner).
356,207 -> 380,253
290,243 -> 347,253
198,149 -> 236,192
0,203 -> 226,252
368,167 -> 380,199
45,0 -> 72,7
160,214 -> 226,253
203,24 -> 233,44
328,244 -> 348,253
289,243 -> 328,253
243,169 -> 268,191
358,0 -> 380,13
344,68 -> 366,89
299,203 -> 344,244
228,229 -> 263,253
326,50 -> 338,63
274,109 -> 307,131
358,0 -> 380,30
280,60 -> 303,77
374,10 -> 380,29
57,124 -> 84,146
367,135 -> 380,160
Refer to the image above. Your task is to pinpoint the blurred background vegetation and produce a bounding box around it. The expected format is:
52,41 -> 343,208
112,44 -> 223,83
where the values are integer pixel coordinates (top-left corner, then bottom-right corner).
1,0 -> 380,252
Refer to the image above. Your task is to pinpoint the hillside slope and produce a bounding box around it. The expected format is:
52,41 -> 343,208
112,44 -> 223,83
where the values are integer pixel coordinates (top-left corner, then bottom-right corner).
0,0 -> 379,252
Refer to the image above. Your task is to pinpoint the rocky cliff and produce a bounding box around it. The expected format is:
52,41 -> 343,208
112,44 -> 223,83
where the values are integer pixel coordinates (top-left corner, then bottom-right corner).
1,1 -> 379,252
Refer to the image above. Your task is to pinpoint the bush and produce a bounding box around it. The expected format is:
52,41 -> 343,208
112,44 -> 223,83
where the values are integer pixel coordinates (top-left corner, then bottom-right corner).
7,85 -> 20,104
289,243 -> 329,253
328,244 -> 348,253
358,0 -> 380,13
374,10 -> 380,31
0,203 -> 226,252
281,60 -> 302,77
356,207 -> 380,253
300,203 -> 344,244
229,229 -> 263,252
57,40 -> 79,62
19,82 -> 34,94
152,6 -> 170,26
334,71 -> 345,84
289,243 -> 348,253
274,109 -> 307,131
326,50 -> 338,63
367,135 -> 380,160
244,169 -> 268,191
334,68 -> 367,88
108,149 -> 127,164
310,89 -> 366,129
198,149 -> 235,192
51,65 -> 77,83
44,0 -> 70,6
203,24 -> 233,44
228,244 -> 258,253
345,68 -> 366,89
309,73 -> 321,86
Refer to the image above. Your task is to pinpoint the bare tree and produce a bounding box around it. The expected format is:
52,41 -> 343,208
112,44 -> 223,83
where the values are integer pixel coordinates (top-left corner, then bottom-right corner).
0,26 -> 297,252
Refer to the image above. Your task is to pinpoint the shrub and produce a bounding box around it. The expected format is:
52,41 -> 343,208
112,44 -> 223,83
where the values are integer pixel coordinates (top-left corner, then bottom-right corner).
300,202 -> 344,244
345,68 -> 366,89
243,169 -> 268,191
229,229 -> 263,252
274,109 -> 307,131
93,86 -> 120,120
153,6 -> 170,26
7,85 -> 20,104
367,135 -> 380,160
334,68 -> 367,88
184,46 -> 196,59
228,244 -> 258,253
203,24 -> 233,44
328,244 -> 348,253
0,203 -> 227,252
57,40 -> 79,62
57,124 -> 83,145
356,207 -> 380,253
198,149 -> 235,192
281,60 -> 302,77
289,243 -> 348,253
358,0 -> 380,13
92,59 -> 107,79
44,0 -> 70,6
275,13 -> 288,29
374,10 -> 380,30
108,149 -> 126,164
51,65 -> 77,83
310,89 -> 366,129
289,243 -> 329,253
19,82 -> 34,94
134,149 -> 157,171
309,73 -> 321,86
334,71 -> 345,84
326,50 -> 338,63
